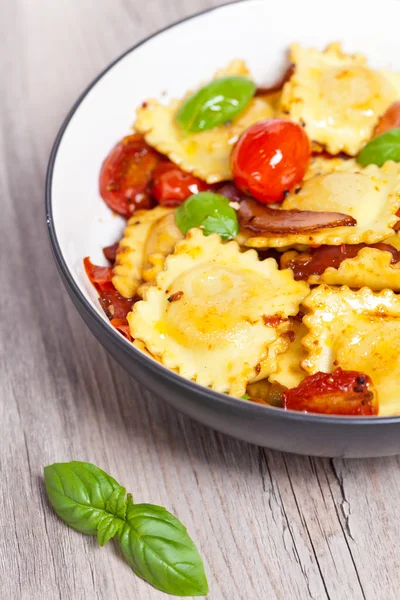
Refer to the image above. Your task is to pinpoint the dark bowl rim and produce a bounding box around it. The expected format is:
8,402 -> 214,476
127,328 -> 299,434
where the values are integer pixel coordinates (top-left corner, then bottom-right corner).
45,0 -> 400,427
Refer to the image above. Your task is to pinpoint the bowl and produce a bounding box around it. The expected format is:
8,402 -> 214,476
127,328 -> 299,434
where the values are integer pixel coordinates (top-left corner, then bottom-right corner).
46,0 -> 400,457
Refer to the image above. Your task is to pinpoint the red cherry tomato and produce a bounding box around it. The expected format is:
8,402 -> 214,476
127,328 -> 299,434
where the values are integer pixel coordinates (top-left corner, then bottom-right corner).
152,161 -> 210,205
374,101 -> 400,137
231,119 -> 311,203
282,368 -> 378,416
83,257 -> 134,320
110,318 -> 132,341
99,134 -> 161,217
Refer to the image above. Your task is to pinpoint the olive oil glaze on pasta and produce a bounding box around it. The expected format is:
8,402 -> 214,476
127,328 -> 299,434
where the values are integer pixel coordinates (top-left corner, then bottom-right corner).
85,43 -> 400,417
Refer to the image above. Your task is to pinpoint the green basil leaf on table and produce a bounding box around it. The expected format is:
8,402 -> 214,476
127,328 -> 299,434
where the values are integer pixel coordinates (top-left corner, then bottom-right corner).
118,503 -> 208,597
176,76 -> 256,133
44,461 -> 208,597
357,128 -> 400,166
175,192 -> 239,240
44,461 -> 126,536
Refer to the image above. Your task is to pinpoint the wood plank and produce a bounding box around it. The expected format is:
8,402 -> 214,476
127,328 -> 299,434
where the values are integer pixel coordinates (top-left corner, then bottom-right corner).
1,1 -> 399,598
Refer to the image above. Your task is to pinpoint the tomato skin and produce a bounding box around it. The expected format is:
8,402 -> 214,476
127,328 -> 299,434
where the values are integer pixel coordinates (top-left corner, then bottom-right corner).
152,161 -> 210,205
83,257 -> 134,321
110,318 -> 132,341
99,134 -> 161,217
283,368 -> 378,416
374,101 -> 400,137
231,119 -> 311,204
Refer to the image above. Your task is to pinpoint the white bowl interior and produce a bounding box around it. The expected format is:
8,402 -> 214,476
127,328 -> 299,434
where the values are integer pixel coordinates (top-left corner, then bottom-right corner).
51,0 -> 400,322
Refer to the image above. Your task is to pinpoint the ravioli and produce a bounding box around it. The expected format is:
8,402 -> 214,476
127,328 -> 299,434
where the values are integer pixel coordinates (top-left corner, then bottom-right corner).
128,229 -> 309,396
308,247 -> 400,291
302,285 -> 400,415
268,320 -> 308,389
245,160 -> 400,249
112,206 -> 174,298
134,61 -> 275,183
279,43 -> 400,155
142,212 -> 184,283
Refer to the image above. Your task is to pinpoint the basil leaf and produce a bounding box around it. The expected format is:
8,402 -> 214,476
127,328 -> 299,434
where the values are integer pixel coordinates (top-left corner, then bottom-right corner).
118,503 -> 208,597
175,192 -> 239,240
241,394 -> 250,400
176,76 -> 256,133
44,462 -> 125,536
44,463 -> 209,596
357,128 -> 400,166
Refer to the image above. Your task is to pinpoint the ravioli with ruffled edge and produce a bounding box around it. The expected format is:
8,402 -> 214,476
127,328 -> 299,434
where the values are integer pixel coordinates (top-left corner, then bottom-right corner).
112,206 -> 183,298
279,42 -> 400,155
245,160 -> 400,249
308,245 -> 400,291
302,285 -> 400,416
128,229 -> 309,396
268,320 -> 308,389
134,61 -> 276,184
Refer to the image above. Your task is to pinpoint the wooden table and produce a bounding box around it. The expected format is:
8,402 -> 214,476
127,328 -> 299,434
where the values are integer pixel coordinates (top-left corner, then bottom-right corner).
2,1 -> 400,598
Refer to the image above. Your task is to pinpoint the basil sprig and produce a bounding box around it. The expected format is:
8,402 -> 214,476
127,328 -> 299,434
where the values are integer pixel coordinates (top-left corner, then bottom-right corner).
175,192 -> 239,240
357,128 -> 400,167
176,76 -> 256,133
44,462 -> 208,597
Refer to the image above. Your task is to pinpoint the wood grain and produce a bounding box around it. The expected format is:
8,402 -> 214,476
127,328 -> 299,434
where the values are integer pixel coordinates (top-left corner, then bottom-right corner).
1,1 -> 400,598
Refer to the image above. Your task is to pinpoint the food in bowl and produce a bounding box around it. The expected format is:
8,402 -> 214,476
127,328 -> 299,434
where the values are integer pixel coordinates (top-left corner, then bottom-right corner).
84,42 -> 400,417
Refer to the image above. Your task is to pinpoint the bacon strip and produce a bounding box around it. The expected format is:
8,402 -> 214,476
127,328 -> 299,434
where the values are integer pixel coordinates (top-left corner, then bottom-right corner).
238,198 -> 356,234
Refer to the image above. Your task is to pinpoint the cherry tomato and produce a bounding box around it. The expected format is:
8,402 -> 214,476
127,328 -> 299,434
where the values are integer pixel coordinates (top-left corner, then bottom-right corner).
110,318 -> 132,341
374,101 -> 400,137
99,134 -> 161,217
282,368 -> 378,416
83,257 -> 113,288
83,257 -> 134,320
231,119 -> 311,203
151,161 -> 210,205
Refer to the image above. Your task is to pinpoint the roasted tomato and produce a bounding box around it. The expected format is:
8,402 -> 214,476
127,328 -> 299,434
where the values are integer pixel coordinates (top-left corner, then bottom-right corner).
231,119 -> 311,204
283,368 -> 378,416
151,161 -> 210,205
374,101 -> 400,137
110,318 -> 132,341
99,134 -> 161,217
83,257 -> 135,327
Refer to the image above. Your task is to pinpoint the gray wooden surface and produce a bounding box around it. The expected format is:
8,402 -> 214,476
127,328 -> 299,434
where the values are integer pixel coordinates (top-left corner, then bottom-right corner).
1,1 -> 400,598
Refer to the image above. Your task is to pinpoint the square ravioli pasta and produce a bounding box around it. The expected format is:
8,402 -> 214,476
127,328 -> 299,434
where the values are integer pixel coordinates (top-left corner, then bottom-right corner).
279,43 -> 400,155
128,229 -> 309,397
302,285 -> 400,416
